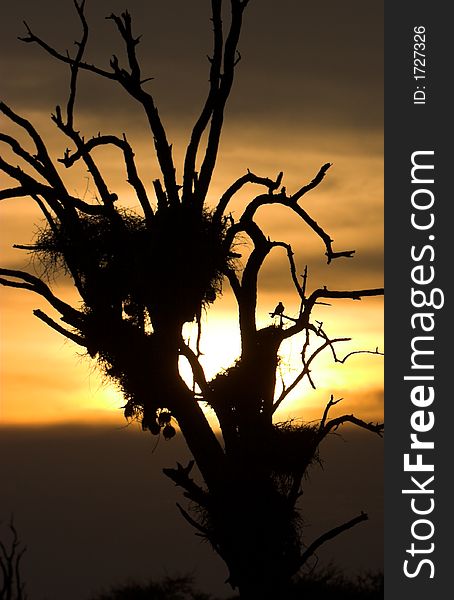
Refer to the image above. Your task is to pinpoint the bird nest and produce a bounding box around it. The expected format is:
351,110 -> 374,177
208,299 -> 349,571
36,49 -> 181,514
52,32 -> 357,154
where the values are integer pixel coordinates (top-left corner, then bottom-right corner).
30,205 -> 236,323
267,421 -> 321,476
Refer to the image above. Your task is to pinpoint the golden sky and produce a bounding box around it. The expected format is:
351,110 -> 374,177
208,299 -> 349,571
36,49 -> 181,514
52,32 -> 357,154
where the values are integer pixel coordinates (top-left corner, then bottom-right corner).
0,0 -> 383,426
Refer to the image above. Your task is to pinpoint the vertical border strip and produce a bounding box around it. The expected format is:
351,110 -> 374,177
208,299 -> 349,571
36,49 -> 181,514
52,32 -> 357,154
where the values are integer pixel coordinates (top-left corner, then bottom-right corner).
385,2 -> 451,596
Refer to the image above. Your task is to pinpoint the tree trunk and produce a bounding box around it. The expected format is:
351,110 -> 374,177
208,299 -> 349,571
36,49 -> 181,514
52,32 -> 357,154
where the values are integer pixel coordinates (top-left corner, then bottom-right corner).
208,474 -> 301,600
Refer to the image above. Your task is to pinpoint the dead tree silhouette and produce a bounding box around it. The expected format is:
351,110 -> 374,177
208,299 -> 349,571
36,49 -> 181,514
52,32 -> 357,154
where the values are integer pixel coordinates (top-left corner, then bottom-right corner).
0,2 -> 383,598
0,518 -> 27,600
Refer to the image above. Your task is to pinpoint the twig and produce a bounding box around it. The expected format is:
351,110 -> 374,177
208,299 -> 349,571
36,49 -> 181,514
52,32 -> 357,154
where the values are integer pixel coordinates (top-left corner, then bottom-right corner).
299,512 -> 368,567
33,309 -> 86,346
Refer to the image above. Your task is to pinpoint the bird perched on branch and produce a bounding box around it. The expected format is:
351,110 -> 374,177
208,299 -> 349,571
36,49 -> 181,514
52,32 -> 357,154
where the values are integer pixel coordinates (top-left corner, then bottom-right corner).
270,301 -> 284,317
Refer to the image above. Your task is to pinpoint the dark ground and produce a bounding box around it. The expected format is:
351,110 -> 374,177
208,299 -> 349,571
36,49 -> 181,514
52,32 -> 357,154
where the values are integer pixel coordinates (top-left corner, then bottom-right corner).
0,423 -> 383,600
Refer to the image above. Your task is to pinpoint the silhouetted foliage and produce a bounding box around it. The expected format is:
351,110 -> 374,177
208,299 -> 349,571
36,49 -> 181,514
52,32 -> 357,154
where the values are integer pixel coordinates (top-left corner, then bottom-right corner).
88,569 -> 384,600
89,575 -> 214,600
0,2 -> 383,598
294,566 -> 384,599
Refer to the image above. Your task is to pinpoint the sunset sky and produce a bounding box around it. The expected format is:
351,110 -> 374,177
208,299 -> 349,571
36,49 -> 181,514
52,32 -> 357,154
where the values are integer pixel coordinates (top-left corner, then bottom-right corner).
0,2 -> 383,597
0,0 -> 383,428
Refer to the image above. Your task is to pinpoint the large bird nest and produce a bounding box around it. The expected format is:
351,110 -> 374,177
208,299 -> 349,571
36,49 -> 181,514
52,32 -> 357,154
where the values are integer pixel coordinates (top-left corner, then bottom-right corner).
30,204 -> 236,324
267,421 -> 321,476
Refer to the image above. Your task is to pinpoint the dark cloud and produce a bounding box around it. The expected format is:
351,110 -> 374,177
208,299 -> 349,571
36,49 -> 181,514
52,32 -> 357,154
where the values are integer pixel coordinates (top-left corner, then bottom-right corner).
0,1 -> 383,133
0,424 -> 383,599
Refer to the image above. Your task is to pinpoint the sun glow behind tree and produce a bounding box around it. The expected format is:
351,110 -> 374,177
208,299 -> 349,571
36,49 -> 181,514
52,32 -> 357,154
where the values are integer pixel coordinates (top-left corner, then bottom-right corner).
1,129 -> 383,425
0,150 -> 383,426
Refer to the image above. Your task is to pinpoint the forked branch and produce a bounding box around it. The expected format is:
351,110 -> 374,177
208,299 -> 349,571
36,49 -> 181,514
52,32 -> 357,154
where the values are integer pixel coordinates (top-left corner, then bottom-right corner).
19,2 -> 179,207
320,414 -> 384,439
272,337 -> 350,413
213,169 -> 283,222
316,395 -> 384,442
282,287 -> 384,341
0,154 -> 105,216
222,163 -> 355,266
0,268 -> 83,327
0,101 -> 69,196
33,309 -> 86,347
0,517 -> 27,600
58,133 -> 154,223
195,0 -> 249,205
182,0 -> 223,203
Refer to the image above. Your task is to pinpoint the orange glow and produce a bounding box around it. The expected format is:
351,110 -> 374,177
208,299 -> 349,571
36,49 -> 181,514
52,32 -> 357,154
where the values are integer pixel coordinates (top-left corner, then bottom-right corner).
0,92 -> 383,429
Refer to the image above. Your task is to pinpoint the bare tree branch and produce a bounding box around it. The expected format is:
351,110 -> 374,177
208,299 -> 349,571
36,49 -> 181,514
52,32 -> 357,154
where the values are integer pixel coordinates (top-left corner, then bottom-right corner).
182,0 -> 223,204
237,221 -> 272,342
0,101 -> 70,195
0,268 -> 83,327
0,155 -> 106,216
320,414 -> 384,439
336,347 -> 384,363
19,5 -> 179,208
271,241 -> 305,302
0,101 -> 110,221
33,309 -> 86,346
213,169 -> 283,222
32,2 -> 121,210
291,161 -> 332,202
176,503 -> 210,538
66,0 -> 88,129
233,164 -> 355,264
103,12 -> 179,208
51,107 -> 116,208
0,186 -> 31,201
319,394 -> 343,430
58,133 -> 154,223
306,286 -> 385,308
152,178 -> 167,210
196,0 -> 249,205
224,266 -> 242,299
163,460 -> 208,508
0,132 -> 50,179
31,194 -> 58,234
272,337 -> 350,413
178,338 -> 211,401
299,512 -> 368,568
2,5 -> 384,591
0,517 -> 27,600
106,11 -> 142,83
18,20 -> 116,80
281,287 -> 384,341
